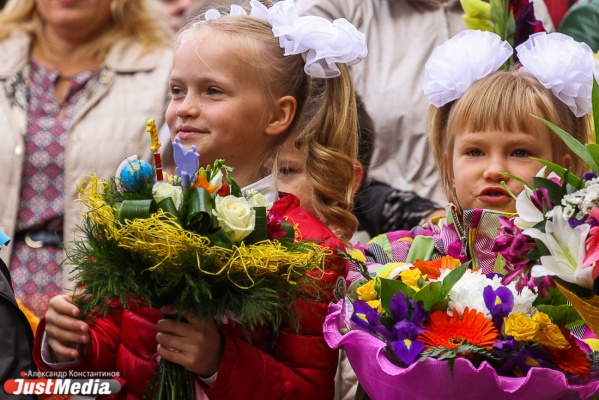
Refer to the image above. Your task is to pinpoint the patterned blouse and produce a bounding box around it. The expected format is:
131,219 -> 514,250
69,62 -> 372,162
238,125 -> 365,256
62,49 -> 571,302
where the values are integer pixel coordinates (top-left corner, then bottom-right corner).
7,60 -> 100,317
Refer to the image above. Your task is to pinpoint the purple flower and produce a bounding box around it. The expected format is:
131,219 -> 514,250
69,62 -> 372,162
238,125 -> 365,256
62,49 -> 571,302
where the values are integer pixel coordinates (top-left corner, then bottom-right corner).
493,216 -> 535,262
582,172 -> 597,181
391,337 -> 425,366
351,301 -> 392,340
408,298 -> 429,327
392,320 -> 426,341
531,188 -> 553,213
391,320 -> 426,365
483,285 -> 514,330
389,292 -> 409,322
513,2 -> 546,51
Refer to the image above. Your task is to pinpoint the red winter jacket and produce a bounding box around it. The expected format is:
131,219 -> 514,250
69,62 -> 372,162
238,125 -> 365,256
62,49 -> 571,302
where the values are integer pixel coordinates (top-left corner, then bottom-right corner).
33,194 -> 347,400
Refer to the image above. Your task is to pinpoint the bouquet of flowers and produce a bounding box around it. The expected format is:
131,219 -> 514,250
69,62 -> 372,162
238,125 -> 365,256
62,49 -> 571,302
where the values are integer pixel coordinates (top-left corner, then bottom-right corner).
325,248 -> 599,400
69,120 -> 330,400
494,78 -> 599,341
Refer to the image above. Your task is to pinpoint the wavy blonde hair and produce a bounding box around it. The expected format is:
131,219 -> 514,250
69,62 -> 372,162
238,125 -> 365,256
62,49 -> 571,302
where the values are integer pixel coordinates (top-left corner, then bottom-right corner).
428,70 -> 591,207
0,0 -> 171,61
179,10 -> 358,244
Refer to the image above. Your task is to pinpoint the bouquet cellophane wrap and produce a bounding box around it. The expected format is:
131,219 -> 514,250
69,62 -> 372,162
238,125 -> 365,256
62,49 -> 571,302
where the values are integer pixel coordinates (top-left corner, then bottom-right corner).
555,280 -> 599,338
324,300 -> 599,400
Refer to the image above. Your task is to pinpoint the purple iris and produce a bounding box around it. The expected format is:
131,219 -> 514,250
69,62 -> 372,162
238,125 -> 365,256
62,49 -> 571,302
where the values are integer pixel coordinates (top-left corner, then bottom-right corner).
389,292 -> 409,322
531,188 -> 553,213
483,285 -> 514,330
391,320 -> 426,365
408,298 -> 429,327
351,300 -> 392,341
513,2 -> 546,51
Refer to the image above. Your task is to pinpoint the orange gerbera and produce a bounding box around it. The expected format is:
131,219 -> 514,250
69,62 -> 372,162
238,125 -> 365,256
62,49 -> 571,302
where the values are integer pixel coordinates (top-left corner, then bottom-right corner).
413,256 -> 460,280
547,329 -> 591,378
418,307 -> 499,350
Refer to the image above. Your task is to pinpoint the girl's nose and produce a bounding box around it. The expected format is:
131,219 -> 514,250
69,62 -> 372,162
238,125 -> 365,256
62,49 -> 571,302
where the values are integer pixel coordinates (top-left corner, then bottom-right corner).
483,157 -> 509,182
176,98 -> 200,119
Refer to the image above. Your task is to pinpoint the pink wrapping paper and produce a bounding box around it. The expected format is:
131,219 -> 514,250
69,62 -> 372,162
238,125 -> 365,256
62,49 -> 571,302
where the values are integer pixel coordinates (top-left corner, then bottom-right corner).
324,300 -> 599,400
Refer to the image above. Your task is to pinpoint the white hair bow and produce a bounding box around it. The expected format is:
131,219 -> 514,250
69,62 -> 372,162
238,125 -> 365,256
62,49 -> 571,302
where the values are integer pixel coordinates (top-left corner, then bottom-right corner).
423,30 -> 598,117
517,32 -> 598,118
423,30 -> 513,108
203,0 -> 367,79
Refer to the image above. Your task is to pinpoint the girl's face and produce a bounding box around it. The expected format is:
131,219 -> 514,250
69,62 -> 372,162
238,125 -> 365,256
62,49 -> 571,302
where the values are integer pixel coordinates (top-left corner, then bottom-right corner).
166,28 -> 276,187
35,0 -> 113,40
273,139 -> 314,214
451,128 -> 555,213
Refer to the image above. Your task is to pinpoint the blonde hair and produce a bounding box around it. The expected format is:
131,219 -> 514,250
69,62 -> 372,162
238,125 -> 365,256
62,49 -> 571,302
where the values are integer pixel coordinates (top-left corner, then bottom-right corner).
179,11 -> 358,244
0,0 -> 171,62
428,70 -> 591,207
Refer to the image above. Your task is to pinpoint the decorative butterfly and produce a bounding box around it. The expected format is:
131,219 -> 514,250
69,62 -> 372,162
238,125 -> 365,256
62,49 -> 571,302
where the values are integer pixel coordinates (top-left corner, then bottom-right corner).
173,137 -> 200,188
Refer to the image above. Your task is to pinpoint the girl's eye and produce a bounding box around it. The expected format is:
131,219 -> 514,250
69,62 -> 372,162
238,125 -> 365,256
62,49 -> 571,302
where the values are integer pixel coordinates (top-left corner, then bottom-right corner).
207,87 -> 223,95
512,149 -> 531,157
279,166 -> 298,177
169,86 -> 184,97
466,149 -> 484,157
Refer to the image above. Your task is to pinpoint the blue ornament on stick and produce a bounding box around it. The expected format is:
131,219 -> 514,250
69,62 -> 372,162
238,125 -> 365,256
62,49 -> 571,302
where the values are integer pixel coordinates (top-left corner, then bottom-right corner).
115,155 -> 154,192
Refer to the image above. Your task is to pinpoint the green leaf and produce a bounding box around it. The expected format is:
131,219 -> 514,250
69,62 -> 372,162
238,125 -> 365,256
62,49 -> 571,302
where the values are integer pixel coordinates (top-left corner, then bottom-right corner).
244,207 -> 268,244
185,187 -> 213,235
533,159 -> 581,187
380,278 -> 415,315
499,172 -> 532,191
440,262 -> 469,297
494,253 -> 506,275
412,281 -> 444,310
587,143 -> 599,166
593,76 -> 599,144
154,197 -> 183,227
534,116 -> 599,172
533,284 -> 568,306
116,199 -> 153,223
535,304 -> 584,328
531,176 -> 563,206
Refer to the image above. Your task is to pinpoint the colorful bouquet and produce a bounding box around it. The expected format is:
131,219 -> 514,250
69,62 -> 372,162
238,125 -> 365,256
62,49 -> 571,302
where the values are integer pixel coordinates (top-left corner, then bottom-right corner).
325,249 -> 599,399
494,79 -> 599,341
69,120 -> 330,400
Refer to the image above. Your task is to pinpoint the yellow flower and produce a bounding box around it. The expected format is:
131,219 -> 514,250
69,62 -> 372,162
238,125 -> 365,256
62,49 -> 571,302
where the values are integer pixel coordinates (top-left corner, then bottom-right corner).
378,262 -> 411,280
357,280 -> 378,301
367,300 -> 383,313
532,312 -> 552,330
504,313 -> 539,341
535,324 -> 570,350
400,268 -> 423,291
348,248 -> 366,263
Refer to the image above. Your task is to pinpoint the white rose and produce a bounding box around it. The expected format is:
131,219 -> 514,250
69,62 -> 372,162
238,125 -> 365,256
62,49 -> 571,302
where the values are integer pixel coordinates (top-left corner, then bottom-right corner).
213,195 -> 255,242
247,191 -> 267,208
152,181 -> 183,210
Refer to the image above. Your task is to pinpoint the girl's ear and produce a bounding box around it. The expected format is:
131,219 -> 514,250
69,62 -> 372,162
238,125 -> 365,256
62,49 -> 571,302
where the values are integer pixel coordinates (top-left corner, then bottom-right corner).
353,161 -> 364,195
265,96 -> 297,136
560,153 -> 573,170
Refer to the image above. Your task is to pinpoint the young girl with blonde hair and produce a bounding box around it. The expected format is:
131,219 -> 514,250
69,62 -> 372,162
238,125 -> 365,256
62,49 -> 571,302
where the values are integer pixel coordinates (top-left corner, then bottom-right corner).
33,1 -> 366,399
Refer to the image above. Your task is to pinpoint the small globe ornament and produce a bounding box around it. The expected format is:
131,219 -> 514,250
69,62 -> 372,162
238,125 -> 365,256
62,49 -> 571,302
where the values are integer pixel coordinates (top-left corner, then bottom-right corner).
116,156 -> 154,192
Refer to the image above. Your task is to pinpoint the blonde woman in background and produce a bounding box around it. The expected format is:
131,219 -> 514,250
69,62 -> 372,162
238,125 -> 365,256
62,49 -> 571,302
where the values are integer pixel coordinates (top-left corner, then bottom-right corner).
0,0 -> 173,317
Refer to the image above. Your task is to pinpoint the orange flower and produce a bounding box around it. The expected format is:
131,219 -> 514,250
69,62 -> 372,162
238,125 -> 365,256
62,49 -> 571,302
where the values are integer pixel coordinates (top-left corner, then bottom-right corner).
192,174 -> 218,193
217,181 -> 229,197
547,329 -> 591,378
413,256 -> 460,280
418,307 -> 499,350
